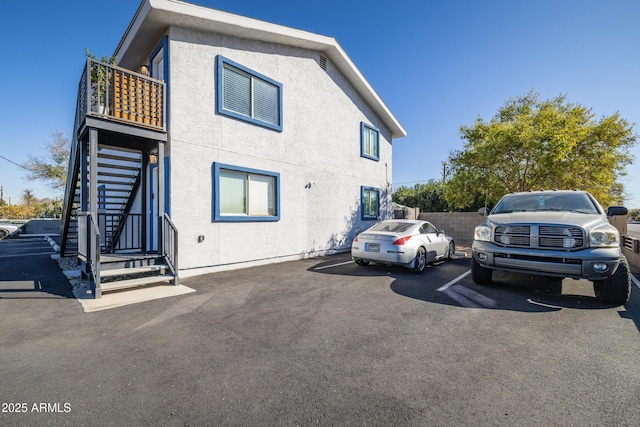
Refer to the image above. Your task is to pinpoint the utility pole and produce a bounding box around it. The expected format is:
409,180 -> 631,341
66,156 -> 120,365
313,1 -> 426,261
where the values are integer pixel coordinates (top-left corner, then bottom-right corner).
441,161 -> 448,184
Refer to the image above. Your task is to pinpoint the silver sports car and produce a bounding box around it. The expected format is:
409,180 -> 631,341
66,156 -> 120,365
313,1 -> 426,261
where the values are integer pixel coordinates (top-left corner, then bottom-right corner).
351,219 -> 455,273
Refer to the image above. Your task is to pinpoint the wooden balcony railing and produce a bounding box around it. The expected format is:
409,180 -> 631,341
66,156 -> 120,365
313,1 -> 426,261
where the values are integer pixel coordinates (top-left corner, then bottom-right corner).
78,58 -> 166,132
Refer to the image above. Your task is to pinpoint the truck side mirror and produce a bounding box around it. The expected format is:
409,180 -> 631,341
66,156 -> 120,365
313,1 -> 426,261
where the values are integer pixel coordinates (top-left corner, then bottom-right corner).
607,206 -> 628,217
478,207 -> 490,216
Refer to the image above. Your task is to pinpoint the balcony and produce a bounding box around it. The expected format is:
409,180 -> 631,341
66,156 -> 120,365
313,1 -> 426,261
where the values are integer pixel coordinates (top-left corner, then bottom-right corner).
77,58 -> 166,132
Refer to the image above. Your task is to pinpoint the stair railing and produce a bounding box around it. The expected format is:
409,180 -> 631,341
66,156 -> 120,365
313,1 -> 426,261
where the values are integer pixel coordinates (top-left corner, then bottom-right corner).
78,211 -> 102,298
162,214 -> 179,285
60,65 -> 87,255
101,213 -> 142,252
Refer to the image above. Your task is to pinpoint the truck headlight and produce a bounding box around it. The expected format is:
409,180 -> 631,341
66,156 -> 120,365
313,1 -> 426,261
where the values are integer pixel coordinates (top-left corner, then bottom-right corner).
589,224 -> 619,247
474,225 -> 491,242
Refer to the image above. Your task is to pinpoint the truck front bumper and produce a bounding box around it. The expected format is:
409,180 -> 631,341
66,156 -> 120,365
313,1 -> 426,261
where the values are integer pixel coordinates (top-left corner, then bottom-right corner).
472,241 -> 621,281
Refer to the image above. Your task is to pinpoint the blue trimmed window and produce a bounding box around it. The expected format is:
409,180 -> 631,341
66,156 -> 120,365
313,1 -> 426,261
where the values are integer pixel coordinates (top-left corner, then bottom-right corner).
360,122 -> 379,161
216,56 -> 283,132
213,163 -> 280,222
361,186 -> 380,220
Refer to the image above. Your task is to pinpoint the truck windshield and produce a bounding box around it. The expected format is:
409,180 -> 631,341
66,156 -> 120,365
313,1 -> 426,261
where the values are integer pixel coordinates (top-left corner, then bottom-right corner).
492,193 -> 599,214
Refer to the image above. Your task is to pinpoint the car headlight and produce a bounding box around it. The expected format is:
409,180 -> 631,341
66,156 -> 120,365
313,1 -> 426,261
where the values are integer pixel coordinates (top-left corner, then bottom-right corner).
589,224 -> 619,247
474,225 -> 491,242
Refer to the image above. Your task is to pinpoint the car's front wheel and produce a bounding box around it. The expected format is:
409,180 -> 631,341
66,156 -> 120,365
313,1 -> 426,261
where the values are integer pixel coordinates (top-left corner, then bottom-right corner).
593,256 -> 631,305
412,247 -> 427,274
0,228 -> 10,240
471,255 -> 492,285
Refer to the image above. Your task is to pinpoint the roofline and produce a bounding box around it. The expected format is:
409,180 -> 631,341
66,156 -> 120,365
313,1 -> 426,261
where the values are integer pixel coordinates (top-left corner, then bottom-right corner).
115,0 -> 406,138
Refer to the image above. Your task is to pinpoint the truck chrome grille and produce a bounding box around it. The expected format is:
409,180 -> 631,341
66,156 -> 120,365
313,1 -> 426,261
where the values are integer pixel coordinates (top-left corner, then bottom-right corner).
493,225 -> 585,250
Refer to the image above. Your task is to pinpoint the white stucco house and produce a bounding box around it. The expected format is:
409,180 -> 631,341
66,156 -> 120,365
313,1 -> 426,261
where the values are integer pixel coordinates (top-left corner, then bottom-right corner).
60,0 -> 406,297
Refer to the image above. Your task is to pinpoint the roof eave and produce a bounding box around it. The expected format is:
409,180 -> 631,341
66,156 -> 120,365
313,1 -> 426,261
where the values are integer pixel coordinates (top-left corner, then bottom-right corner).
115,0 -> 407,139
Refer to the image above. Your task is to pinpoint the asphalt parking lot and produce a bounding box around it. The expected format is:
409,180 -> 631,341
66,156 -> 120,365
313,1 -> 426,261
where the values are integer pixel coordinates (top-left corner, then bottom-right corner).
2,238 -> 640,426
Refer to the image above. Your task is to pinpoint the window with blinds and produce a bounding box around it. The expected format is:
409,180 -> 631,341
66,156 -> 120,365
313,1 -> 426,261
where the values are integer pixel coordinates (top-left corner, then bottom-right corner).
217,56 -> 283,131
214,163 -> 280,222
361,122 -> 380,161
361,186 -> 380,220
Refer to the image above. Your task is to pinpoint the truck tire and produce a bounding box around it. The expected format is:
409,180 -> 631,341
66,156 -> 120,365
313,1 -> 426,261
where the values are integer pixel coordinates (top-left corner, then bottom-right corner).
472,255 -> 492,285
593,255 -> 631,305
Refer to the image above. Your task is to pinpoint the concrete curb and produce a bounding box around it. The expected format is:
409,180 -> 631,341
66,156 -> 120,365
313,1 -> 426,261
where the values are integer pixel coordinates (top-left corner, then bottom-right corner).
44,236 -> 61,252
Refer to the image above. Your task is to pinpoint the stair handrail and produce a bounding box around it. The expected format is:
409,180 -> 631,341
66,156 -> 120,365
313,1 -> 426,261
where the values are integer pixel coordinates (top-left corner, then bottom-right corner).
107,171 -> 142,252
60,62 -> 90,255
162,213 -> 179,285
78,211 -> 101,297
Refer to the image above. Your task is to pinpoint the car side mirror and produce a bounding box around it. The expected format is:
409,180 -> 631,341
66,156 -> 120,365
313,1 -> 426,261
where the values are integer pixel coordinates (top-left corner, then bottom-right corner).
606,206 -> 627,217
478,207 -> 490,216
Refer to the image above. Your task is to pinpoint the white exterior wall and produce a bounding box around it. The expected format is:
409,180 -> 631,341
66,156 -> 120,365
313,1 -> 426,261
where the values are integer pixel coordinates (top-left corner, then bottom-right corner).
166,27 -> 394,277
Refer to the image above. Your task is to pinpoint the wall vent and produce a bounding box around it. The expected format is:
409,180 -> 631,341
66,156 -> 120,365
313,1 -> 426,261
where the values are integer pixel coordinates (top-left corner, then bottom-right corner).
319,55 -> 327,70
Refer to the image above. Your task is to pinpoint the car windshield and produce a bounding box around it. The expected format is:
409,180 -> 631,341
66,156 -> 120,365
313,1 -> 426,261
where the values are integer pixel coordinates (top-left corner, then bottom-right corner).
369,221 -> 415,233
492,193 -> 600,214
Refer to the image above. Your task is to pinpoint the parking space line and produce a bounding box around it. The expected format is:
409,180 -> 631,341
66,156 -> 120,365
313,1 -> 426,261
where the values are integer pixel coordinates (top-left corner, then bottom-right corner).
0,251 -> 56,259
314,260 -> 354,270
436,270 -> 471,292
442,287 -> 482,308
452,284 -> 496,307
632,274 -> 640,289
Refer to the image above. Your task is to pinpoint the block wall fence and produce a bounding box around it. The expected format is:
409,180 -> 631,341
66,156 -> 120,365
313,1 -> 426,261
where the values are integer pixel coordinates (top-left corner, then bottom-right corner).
417,212 -> 483,245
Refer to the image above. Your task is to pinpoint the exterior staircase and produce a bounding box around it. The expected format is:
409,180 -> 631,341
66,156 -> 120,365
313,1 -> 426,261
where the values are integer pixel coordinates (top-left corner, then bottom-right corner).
60,57 -> 177,298
95,254 -> 174,293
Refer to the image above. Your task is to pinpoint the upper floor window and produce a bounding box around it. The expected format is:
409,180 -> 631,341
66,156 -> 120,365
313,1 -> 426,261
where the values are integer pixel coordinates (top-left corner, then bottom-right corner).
361,122 -> 379,161
216,56 -> 283,132
361,186 -> 380,220
213,162 -> 280,222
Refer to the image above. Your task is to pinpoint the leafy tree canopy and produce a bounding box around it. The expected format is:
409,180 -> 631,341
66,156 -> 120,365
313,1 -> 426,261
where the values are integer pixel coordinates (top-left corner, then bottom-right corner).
444,91 -> 636,209
21,130 -> 70,193
392,180 -> 451,212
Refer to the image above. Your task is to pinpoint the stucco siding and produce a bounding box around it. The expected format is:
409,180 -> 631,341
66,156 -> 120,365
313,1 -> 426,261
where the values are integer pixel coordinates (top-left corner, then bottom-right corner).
165,26 -> 393,276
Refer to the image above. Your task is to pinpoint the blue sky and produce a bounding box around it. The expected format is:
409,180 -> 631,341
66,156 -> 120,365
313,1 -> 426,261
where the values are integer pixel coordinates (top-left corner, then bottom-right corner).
1,0 -> 639,207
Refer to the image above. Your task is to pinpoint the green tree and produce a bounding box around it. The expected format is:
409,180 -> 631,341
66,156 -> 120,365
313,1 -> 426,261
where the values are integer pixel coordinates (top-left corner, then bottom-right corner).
21,189 -> 38,218
445,91 -> 636,209
393,180 -> 451,212
21,130 -> 70,193
0,204 -> 24,220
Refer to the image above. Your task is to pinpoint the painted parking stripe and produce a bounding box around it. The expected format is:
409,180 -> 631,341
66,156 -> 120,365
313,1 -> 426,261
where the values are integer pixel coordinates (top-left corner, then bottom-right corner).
442,287 -> 482,308
632,274 -> 640,289
314,260 -> 354,270
0,251 -> 56,259
451,284 -> 496,308
436,270 -> 471,292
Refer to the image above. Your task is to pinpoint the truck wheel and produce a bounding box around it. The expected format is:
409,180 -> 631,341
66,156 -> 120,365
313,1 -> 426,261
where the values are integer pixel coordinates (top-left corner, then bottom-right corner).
472,255 -> 492,285
593,256 -> 631,305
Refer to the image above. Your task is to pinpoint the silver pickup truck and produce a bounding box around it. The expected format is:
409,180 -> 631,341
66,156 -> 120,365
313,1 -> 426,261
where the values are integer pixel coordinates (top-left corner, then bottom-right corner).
472,190 -> 631,305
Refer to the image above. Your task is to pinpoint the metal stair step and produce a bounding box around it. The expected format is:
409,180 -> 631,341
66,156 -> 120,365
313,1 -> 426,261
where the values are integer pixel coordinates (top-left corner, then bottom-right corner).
97,179 -> 134,186
98,171 -> 138,179
98,153 -> 142,162
98,162 -> 141,171
101,265 -> 167,278
100,274 -> 174,292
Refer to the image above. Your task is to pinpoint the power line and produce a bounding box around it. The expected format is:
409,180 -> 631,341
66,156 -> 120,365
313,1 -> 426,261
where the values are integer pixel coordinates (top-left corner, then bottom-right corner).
0,155 -> 30,171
